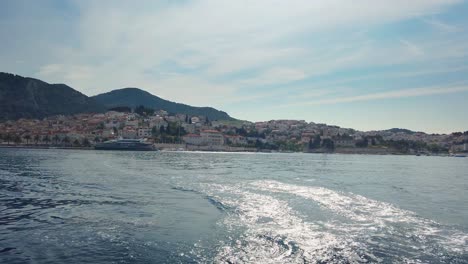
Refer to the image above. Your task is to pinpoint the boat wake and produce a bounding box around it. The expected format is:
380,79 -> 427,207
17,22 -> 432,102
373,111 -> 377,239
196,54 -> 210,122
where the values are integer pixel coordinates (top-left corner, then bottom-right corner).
198,181 -> 468,263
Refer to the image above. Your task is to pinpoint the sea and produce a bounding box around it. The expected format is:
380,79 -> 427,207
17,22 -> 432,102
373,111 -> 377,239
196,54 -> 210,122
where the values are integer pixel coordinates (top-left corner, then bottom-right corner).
0,148 -> 467,263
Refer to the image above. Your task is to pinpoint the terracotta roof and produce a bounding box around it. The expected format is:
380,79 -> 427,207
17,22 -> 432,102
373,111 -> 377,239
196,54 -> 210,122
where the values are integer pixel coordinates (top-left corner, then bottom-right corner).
184,134 -> 201,137
224,135 -> 243,138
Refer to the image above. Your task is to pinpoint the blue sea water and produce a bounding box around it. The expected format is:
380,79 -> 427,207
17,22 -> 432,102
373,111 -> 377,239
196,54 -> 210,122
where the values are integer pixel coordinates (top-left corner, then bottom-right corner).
0,148 -> 467,263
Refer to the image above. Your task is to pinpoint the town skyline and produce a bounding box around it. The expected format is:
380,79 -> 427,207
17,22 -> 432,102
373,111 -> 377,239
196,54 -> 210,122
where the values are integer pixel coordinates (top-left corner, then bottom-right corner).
1,1 -> 468,133
1,108 -> 466,155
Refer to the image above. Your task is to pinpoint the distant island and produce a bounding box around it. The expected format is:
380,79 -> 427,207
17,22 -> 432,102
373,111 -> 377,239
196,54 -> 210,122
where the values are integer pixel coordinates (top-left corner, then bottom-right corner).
0,72 -> 467,155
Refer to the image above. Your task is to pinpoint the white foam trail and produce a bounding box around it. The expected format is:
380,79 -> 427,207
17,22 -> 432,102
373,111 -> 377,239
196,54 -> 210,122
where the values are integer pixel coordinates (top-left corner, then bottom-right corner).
250,180 -> 468,256
206,184 -> 377,263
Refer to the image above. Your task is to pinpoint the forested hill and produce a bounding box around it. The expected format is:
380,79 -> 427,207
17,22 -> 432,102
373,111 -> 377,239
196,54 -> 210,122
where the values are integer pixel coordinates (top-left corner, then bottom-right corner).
0,72 -> 105,120
92,87 -> 233,120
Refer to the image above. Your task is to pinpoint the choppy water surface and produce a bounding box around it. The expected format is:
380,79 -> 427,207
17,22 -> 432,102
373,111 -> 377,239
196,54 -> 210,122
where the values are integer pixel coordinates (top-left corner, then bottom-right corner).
0,149 -> 467,263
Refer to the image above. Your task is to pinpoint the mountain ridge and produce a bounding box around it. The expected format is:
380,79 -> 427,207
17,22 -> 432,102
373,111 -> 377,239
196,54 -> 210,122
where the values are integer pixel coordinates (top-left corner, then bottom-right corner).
0,72 -> 233,121
0,72 -> 105,120
92,87 -> 233,120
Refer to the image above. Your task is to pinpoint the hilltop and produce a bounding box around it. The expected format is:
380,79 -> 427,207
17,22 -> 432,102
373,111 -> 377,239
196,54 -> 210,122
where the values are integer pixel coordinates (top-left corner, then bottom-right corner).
0,72 -> 105,120
0,72 -> 234,121
92,88 -> 232,121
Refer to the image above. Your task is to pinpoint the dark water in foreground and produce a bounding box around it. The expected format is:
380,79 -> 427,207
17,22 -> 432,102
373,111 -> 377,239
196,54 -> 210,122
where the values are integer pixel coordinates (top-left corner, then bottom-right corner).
0,149 -> 467,263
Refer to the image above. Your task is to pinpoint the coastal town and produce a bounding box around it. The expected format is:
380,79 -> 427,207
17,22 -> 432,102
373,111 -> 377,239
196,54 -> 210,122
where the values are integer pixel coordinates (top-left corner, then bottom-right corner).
0,108 -> 467,155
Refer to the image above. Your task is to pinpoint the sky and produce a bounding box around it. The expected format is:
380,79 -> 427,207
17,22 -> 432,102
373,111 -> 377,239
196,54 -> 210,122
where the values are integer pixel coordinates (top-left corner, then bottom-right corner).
1,0 -> 468,133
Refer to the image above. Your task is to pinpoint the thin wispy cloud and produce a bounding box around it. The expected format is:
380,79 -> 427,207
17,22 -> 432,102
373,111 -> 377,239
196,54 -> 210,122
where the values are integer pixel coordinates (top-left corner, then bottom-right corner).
422,18 -> 460,32
283,85 -> 468,107
399,39 -> 425,56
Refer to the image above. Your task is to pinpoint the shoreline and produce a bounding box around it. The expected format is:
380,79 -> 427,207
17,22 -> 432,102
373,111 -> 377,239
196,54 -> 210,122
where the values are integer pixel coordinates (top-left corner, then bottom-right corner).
0,145 -> 92,150
0,144 -> 460,157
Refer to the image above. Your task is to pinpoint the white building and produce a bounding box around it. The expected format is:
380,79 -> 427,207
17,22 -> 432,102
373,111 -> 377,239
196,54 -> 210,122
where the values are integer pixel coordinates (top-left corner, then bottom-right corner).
451,143 -> 468,153
183,134 -> 203,145
137,128 -> 152,138
104,120 -> 120,129
122,128 -> 137,139
165,116 -> 177,122
183,130 -> 225,146
105,111 -> 126,118
155,110 -> 168,116
125,119 -> 139,127
126,113 -> 137,120
191,116 -> 201,124
200,130 -> 224,145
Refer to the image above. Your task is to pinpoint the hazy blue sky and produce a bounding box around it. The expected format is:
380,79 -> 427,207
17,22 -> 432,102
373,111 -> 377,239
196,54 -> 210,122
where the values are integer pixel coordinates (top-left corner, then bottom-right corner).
1,0 -> 467,133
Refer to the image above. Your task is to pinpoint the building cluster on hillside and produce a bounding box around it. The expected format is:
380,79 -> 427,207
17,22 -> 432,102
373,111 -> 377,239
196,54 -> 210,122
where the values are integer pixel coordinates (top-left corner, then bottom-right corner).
0,111 -> 467,154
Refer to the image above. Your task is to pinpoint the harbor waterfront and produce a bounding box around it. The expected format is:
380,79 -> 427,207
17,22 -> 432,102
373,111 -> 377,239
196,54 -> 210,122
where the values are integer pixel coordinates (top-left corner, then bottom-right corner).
0,148 -> 467,263
1,110 -> 467,156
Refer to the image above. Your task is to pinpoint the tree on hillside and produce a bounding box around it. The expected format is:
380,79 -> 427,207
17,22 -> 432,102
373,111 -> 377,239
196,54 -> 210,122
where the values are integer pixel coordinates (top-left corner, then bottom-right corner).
322,138 -> 335,151
82,138 -> 91,147
427,143 -> 442,153
308,138 -> 314,150
340,133 -> 353,140
375,135 -> 384,142
165,123 -> 172,135
23,134 -> 31,145
151,126 -> 159,137
62,136 -> 71,146
236,127 -> 248,136
43,135 -> 50,145
309,135 -> 321,149
109,106 -> 131,113
73,139 -> 81,147
385,139 -> 410,153
34,135 -> 40,145
255,139 -> 263,149
134,105 -> 155,116
14,135 -> 22,145
53,135 -> 60,145
355,137 -> 368,148
4,134 -> 12,145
